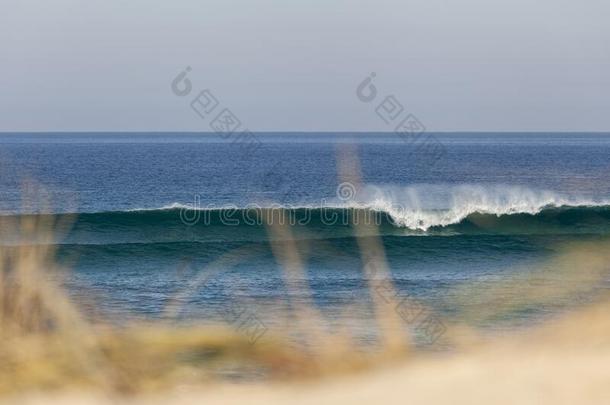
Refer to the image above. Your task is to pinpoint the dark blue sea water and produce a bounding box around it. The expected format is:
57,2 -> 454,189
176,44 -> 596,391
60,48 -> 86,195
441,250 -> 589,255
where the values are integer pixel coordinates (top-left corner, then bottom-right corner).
1,133 -> 610,344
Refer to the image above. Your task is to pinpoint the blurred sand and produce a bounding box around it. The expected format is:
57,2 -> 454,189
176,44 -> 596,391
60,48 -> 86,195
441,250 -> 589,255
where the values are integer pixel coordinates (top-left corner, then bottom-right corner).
10,301 -> 610,405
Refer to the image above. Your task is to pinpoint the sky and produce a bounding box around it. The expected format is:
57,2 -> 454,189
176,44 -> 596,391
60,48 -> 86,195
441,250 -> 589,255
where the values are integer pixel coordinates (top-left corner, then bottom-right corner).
1,0 -> 609,132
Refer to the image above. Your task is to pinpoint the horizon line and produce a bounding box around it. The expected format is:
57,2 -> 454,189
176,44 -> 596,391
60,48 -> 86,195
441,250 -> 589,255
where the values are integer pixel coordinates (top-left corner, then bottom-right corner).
1,131 -> 610,135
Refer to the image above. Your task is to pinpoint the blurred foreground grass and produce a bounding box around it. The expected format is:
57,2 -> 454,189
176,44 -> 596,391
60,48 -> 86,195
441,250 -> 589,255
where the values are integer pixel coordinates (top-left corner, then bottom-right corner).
0,214 -> 406,396
1,205 -> 610,402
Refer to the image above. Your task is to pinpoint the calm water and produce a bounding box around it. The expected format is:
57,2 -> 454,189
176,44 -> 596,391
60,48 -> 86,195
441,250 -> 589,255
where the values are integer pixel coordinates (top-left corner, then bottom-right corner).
1,133 -> 609,344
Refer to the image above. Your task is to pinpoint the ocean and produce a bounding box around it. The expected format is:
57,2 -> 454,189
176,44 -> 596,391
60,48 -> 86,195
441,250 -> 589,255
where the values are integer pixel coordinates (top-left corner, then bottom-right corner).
1,133 -> 609,345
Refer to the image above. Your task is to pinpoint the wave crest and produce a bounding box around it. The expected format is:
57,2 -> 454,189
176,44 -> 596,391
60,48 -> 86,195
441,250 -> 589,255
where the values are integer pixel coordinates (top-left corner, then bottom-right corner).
339,185 -> 610,230
71,185 -> 610,231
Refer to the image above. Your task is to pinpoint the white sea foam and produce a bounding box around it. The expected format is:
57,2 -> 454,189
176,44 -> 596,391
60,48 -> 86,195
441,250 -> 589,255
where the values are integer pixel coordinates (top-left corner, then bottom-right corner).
126,185 -> 610,231
343,185 -> 610,230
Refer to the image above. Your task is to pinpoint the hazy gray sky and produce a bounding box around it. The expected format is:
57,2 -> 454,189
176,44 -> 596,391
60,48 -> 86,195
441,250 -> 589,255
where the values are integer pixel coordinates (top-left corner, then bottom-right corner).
1,0 -> 609,131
